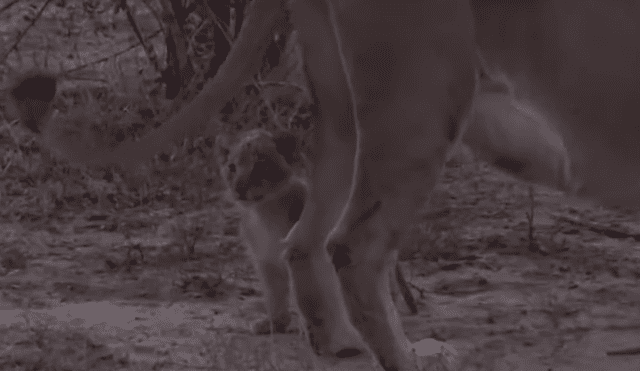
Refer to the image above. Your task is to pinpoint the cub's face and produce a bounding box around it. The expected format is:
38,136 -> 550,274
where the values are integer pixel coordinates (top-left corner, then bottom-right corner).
215,129 -> 300,203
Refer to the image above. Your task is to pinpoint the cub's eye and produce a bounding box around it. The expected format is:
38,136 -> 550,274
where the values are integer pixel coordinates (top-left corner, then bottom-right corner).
228,163 -> 236,173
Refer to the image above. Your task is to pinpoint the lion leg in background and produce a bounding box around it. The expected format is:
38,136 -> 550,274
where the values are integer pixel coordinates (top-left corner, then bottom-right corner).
312,1 -> 476,369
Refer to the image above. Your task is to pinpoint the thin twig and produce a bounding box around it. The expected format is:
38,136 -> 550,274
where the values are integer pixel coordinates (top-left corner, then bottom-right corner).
64,30 -> 162,74
256,80 -> 308,93
408,282 -> 430,300
0,0 -> 20,16
526,185 -> 544,253
210,11 -> 234,44
553,213 -> 640,242
1,0 -> 55,63
123,1 -> 161,72
607,347 -> 640,356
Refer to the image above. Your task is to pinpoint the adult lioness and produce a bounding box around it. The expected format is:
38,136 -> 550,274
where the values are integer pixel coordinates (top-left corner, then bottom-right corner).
214,128 -> 417,334
9,0 -> 640,370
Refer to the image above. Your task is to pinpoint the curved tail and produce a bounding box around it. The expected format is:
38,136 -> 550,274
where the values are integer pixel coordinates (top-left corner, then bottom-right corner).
39,0 -> 289,174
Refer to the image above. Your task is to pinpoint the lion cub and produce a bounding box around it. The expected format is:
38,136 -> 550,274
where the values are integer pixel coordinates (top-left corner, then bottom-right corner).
215,128 -> 417,334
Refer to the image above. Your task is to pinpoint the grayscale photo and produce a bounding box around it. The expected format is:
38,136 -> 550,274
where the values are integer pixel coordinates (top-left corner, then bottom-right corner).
0,1 -> 639,370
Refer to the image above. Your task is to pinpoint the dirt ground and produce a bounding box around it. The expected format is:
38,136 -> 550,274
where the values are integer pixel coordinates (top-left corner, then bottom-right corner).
1,157 -> 640,371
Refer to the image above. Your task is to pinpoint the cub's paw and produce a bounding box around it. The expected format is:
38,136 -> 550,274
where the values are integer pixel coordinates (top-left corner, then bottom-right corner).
251,313 -> 293,335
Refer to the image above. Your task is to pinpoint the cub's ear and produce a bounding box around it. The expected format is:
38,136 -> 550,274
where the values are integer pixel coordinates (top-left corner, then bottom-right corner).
8,72 -> 57,134
272,130 -> 299,165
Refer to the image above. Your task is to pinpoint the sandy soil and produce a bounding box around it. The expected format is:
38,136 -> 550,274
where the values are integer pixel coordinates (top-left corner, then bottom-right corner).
1,160 -> 640,370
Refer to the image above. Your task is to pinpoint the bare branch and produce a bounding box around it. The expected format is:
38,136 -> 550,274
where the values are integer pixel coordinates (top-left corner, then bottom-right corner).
122,0 -> 161,72
0,0 -> 20,16
0,0 -> 55,64
64,30 -> 162,75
